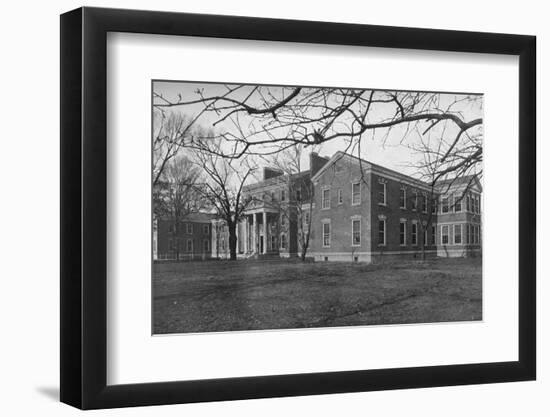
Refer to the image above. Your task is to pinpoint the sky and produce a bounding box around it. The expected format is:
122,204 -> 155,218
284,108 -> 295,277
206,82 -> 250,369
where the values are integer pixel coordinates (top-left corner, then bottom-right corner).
153,80 -> 483,180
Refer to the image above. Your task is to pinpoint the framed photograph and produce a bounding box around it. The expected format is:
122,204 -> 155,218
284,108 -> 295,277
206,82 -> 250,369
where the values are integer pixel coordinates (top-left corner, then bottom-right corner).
60,6 -> 536,409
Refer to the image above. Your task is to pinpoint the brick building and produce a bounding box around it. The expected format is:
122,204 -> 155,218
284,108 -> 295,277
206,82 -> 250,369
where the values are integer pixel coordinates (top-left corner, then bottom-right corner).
155,151 -> 482,263
154,212 -> 215,260
211,154 -> 326,259
215,151 -> 481,262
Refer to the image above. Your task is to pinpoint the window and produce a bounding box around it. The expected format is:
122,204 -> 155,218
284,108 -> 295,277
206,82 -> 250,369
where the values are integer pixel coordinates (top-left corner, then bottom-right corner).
271,191 -> 276,202
399,221 -> 406,245
423,229 -> 428,246
411,222 -> 418,245
352,219 -> 361,246
271,235 -> 277,250
475,195 -> 480,214
352,182 -> 361,205
221,237 -> 225,251
431,197 -> 438,214
474,225 -> 480,244
411,190 -> 418,211
400,188 -> 406,209
280,233 -> 287,249
203,224 -> 209,234
186,223 -> 193,234
322,188 -> 330,209
378,219 -> 386,246
431,225 -> 436,245
442,197 -> 449,213
455,194 -> 462,212
281,189 -> 286,202
466,194 -> 471,212
280,215 -> 286,226
186,239 -> 193,252
304,212 -> 310,226
441,225 -> 449,245
337,189 -> 343,204
422,194 -> 428,213
296,188 -> 302,201
203,239 -> 209,252
378,180 -> 386,205
454,224 -> 462,244
322,222 -> 331,247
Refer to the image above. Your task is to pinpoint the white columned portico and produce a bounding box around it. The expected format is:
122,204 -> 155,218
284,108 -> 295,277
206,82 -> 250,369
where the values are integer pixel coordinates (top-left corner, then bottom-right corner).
243,218 -> 248,254
262,211 -> 267,254
252,213 -> 257,254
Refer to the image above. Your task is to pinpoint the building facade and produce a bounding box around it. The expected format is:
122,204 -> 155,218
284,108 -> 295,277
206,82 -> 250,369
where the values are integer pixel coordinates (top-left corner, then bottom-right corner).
218,151 -> 482,262
211,153 -> 328,259
155,212 -> 215,260
155,151 -> 482,263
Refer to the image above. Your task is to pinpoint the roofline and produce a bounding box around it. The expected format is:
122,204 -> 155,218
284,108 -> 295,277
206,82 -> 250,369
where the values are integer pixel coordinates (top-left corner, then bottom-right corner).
310,151 -> 434,191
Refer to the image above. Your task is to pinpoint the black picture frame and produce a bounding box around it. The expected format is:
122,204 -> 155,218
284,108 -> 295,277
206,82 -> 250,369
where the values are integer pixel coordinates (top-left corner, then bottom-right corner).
60,6 -> 536,410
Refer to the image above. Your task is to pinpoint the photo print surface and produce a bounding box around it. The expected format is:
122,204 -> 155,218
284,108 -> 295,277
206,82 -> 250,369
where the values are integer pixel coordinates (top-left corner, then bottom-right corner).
152,81 -> 483,335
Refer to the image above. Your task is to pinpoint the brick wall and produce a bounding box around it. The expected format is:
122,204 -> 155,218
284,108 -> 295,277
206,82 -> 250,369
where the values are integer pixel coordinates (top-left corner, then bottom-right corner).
156,218 -> 213,260
310,157 -> 372,261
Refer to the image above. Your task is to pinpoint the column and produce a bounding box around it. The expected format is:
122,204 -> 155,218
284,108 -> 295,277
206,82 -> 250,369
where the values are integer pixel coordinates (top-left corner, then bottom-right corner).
236,220 -> 240,254
262,211 -> 267,254
243,217 -> 248,253
252,212 -> 257,254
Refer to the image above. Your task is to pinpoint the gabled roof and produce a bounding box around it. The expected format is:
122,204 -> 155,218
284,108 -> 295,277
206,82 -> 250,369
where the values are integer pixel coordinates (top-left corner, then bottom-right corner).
181,212 -> 217,223
436,175 -> 483,193
310,151 -> 433,191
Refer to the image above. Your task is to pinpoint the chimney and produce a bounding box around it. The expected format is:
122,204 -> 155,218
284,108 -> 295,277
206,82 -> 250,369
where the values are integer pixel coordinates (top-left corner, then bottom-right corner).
310,152 -> 330,177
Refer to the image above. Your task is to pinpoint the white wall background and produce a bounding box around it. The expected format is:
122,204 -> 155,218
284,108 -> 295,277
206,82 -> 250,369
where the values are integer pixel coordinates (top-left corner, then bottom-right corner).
0,0 -> 545,415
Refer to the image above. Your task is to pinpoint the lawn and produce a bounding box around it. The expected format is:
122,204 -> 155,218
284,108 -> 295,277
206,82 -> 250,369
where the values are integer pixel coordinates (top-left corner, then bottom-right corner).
153,257 -> 482,334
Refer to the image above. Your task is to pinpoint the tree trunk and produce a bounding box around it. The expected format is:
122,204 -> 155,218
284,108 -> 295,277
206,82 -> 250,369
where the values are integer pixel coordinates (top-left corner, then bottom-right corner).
228,221 -> 238,261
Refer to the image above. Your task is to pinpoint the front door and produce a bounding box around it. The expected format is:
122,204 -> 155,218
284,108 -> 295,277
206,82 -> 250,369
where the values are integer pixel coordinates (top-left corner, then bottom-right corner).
260,235 -> 264,254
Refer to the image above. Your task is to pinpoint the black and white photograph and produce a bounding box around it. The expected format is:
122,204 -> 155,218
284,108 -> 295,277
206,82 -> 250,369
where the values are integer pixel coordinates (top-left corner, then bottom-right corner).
152,81 -> 483,335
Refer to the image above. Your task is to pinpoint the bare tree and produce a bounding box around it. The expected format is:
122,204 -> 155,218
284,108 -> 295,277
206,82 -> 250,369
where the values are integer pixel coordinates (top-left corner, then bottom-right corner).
154,155 -> 204,260
267,145 -> 314,261
405,122 -> 482,260
153,86 -> 482,183
189,138 -> 257,260
153,110 -> 196,186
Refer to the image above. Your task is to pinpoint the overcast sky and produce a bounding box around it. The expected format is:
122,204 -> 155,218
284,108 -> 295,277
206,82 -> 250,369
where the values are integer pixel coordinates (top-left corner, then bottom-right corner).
153,80 -> 483,179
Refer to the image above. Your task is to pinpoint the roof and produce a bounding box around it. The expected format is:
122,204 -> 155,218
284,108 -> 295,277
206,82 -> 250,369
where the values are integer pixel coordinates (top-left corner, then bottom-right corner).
310,151 -> 433,191
180,212 -> 217,223
436,175 -> 480,188
243,170 -> 311,192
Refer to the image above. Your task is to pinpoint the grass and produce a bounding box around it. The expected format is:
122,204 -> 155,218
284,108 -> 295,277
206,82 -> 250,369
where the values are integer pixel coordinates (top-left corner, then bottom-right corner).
153,257 -> 482,334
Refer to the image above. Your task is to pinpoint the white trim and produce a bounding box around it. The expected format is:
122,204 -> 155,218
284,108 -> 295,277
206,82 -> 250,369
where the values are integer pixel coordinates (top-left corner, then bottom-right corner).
453,224 -> 463,245
399,219 -> 407,246
321,186 -> 331,210
411,190 -> 418,211
378,180 -> 387,206
351,181 -> 361,206
411,221 -> 418,246
321,220 -> 331,248
351,218 -> 361,247
399,186 -> 407,209
454,193 -> 463,213
377,217 -> 386,246
309,250 -> 440,256
441,224 -> 450,245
